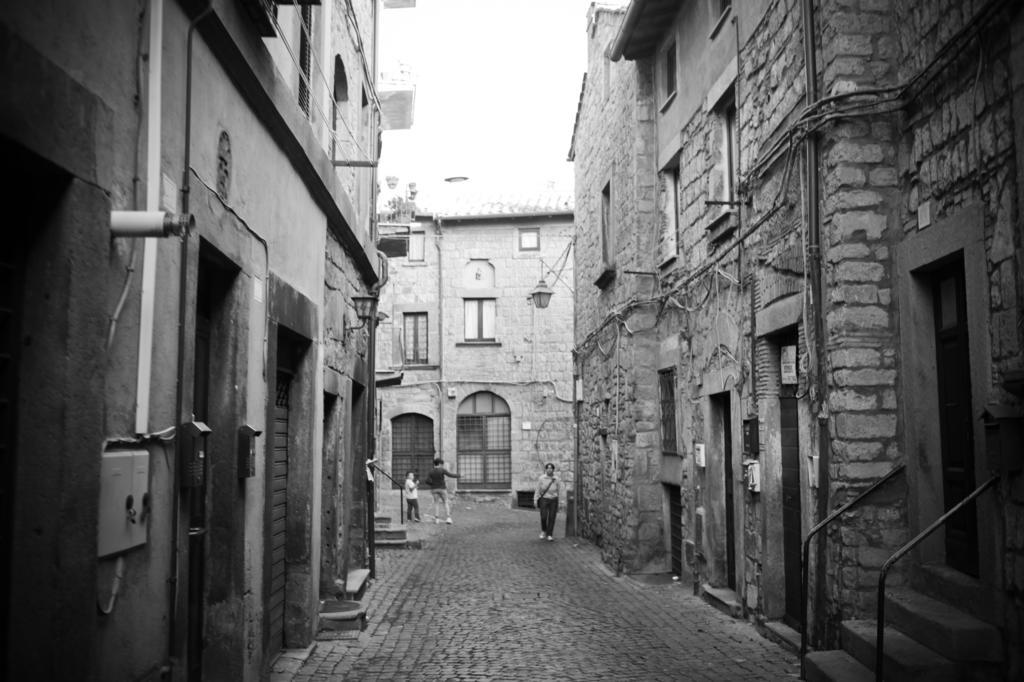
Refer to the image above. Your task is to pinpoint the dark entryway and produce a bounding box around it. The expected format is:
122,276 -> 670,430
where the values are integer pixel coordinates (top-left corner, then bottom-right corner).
780,391 -> 801,628
711,392 -> 736,590
667,484 -> 683,577
932,259 -> 978,577
0,141 -> 63,671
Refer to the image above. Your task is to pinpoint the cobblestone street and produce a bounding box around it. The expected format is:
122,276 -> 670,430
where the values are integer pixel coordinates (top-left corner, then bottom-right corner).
273,499 -> 800,681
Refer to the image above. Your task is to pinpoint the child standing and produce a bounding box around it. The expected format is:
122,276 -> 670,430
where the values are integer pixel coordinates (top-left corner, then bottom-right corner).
405,471 -> 421,522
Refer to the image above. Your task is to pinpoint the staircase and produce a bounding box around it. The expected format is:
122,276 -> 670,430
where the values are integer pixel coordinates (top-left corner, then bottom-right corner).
317,511 -> 424,636
804,586 -> 1004,681
373,512 -> 422,549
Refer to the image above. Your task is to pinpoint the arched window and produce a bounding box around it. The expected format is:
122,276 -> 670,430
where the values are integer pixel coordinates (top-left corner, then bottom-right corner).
333,55 -> 349,102
456,392 -> 511,489
390,414 -> 434,489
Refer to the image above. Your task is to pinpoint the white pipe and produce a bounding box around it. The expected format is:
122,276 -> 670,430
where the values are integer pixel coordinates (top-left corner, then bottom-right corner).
136,0 -> 163,435
112,210 -> 192,237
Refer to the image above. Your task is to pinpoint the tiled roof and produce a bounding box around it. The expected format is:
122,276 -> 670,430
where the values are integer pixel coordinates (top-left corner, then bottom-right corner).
418,182 -> 575,219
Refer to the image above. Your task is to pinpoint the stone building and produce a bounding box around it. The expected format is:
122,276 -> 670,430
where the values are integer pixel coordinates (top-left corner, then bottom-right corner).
1,0 -> 382,679
572,0 -> 1023,678
374,186 -> 576,513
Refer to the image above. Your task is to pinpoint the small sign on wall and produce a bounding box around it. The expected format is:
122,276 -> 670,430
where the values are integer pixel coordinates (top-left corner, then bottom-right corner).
781,345 -> 798,385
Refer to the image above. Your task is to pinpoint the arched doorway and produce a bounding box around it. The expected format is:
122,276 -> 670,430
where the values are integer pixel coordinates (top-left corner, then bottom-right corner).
456,392 -> 511,490
391,414 -> 435,487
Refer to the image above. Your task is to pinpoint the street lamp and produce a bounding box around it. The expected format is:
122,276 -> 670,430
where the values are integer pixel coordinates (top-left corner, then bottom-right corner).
352,295 -> 379,325
353,294 -> 379,577
528,278 -> 554,309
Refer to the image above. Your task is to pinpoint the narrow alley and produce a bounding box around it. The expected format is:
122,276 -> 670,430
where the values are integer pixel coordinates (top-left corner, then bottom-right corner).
272,500 -> 800,682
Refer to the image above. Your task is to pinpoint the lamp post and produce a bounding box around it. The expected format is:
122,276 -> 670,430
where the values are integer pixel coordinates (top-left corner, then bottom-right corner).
353,295 -> 379,578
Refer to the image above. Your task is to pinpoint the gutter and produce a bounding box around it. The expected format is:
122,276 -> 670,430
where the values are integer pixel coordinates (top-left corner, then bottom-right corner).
608,0 -> 647,62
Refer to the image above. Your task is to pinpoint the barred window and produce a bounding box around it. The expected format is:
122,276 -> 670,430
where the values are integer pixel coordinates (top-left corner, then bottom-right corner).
659,368 -> 678,455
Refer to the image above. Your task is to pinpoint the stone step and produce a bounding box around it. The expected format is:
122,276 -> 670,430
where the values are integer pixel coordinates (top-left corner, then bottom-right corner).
885,587 -> 1003,663
699,584 -> 742,619
374,527 -> 408,541
804,650 -> 874,682
317,599 -> 366,633
343,568 -> 370,601
841,619 -> 957,682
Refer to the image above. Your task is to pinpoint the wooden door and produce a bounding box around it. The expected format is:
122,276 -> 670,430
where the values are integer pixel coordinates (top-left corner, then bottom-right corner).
268,368 -> 292,653
780,393 -> 802,627
933,261 -> 978,576
668,485 -> 683,577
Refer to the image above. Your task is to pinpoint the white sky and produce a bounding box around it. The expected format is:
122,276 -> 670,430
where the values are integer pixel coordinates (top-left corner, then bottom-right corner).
377,0 -> 622,204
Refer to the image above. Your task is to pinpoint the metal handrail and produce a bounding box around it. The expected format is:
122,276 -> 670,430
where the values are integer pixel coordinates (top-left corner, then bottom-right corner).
372,465 -> 406,526
874,474 -> 999,682
800,463 -> 905,678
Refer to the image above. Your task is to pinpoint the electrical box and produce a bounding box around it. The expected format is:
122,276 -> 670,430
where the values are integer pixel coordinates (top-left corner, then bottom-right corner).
981,405 -> 1023,474
694,443 -> 706,467
744,459 -> 761,493
237,424 -> 262,478
180,420 -> 211,488
742,417 -> 759,456
781,345 -> 798,385
97,449 -> 150,558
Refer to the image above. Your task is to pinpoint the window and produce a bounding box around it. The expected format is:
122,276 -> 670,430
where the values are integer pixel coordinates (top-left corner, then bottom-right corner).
602,45 -> 611,100
298,5 -> 313,116
464,299 -> 496,341
456,392 -> 511,489
709,88 -> 738,211
403,312 -> 428,364
658,167 -> 679,265
331,55 -> 349,159
722,96 -> 737,204
662,41 -> 677,106
659,369 -> 678,455
601,182 -> 613,267
518,228 -> 540,252
408,231 -> 425,261
709,0 -> 732,37
596,181 -> 616,288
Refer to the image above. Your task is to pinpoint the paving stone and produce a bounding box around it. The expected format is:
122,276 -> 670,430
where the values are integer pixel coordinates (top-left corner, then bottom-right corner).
278,499 -> 800,681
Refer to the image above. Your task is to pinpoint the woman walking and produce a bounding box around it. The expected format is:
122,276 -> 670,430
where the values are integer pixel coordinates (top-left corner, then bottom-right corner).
533,463 -> 561,541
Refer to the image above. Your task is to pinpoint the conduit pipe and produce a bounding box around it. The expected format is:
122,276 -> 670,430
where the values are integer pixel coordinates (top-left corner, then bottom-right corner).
801,0 -> 832,655
167,0 -> 213,672
135,0 -> 164,435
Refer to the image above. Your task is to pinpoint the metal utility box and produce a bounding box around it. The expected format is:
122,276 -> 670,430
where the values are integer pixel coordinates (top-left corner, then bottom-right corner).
237,424 -> 261,478
97,449 -> 150,557
981,404 -> 1023,474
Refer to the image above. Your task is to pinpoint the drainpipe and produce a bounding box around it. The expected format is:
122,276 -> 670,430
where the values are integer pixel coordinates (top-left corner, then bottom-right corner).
167,1 -> 213,670
801,0 -> 831,650
436,217 -> 445,454
136,0 -> 164,435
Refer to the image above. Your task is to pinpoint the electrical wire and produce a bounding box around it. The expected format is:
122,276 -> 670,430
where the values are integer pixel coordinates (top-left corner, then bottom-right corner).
263,0 -> 373,163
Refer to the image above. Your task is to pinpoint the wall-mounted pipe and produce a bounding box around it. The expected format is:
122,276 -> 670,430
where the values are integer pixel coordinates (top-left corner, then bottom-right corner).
112,210 -> 194,238
801,0 -> 831,657
135,0 -> 164,436
167,1 -> 214,674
